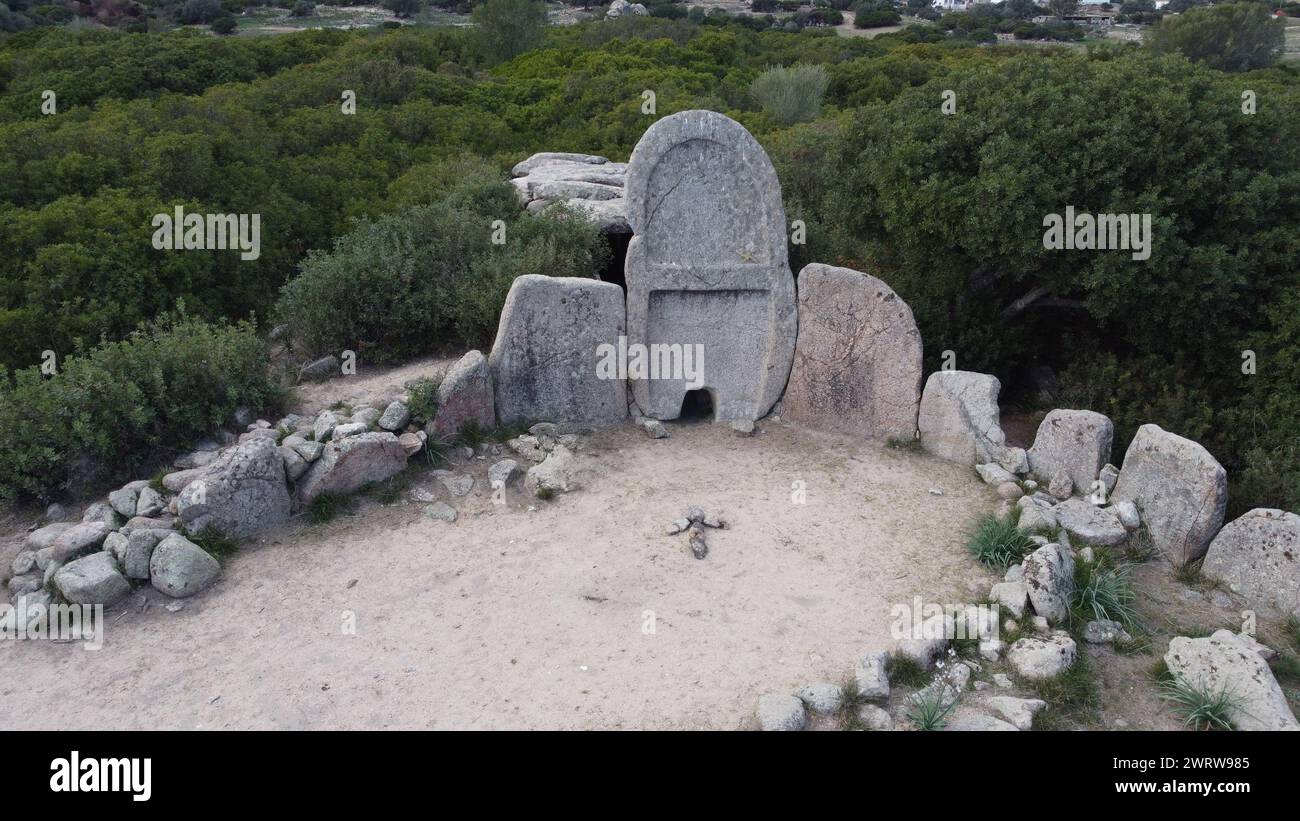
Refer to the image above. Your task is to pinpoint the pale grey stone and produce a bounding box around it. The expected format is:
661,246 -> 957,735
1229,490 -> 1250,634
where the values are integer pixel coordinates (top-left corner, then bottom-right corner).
985,696 -> 1047,730
313,410 -> 341,443
994,673 -> 1013,688
424,502 -> 458,523
1021,543 -> 1074,623
1083,619 -> 1132,644
944,714 -> 1020,731
896,613 -> 953,669
854,651 -> 890,700
488,459 -> 520,488
1113,499 -> 1140,530
431,350 -> 496,438
35,521 -> 112,570
1027,409 -> 1113,493
782,263 -> 922,441
432,470 -> 474,497
641,418 -> 669,439
998,446 -> 1030,475
162,468 -> 206,493
976,463 -> 1016,486
103,532 -> 129,562
54,552 -> 130,606
1164,630 -> 1298,731
331,422 -> 368,440
378,401 -> 411,432
990,581 -> 1029,618
1203,509 -> 1300,619
1016,501 -> 1057,534
124,529 -> 168,580
917,371 -> 1007,465
490,276 -> 626,428
794,682 -> 843,715
511,152 -> 612,178
177,437 -> 291,540
1112,424 -> 1227,565
81,502 -> 122,527
24,522 -> 71,553
525,445 -> 578,496
297,432 -> 409,506
1099,463 -> 1119,495
293,440 -> 325,462
135,486 -> 165,518
979,638 -> 1005,661
1053,498 -> 1127,547
1007,633 -> 1077,680
149,534 -> 220,598
757,694 -> 806,731
857,704 -> 893,731
350,407 -> 381,428
1047,468 -> 1073,501
507,435 -> 547,463
997,482 -> 1023,500
279,446 -> 310,483
11,550 -> 36,576
298,355 -> 338,382
624,110 -> 795,425
108,486 -> 140,518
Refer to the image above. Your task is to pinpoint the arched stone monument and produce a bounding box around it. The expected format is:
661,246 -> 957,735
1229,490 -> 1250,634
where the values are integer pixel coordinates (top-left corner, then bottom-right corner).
623,110 -> 797,424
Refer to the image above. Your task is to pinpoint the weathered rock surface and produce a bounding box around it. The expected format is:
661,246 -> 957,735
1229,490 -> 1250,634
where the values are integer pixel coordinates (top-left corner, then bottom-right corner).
430,350 -> 495,438
511,153 -> 630,234
490,275 -> 627,429
1053,498 -> 1127,547
990,581 -> 1029,618
1203,509 -> 1300,619
1021,543 -> 1074,623
794,683 -> 843,715
1164,630 -> 1298,731
525,445 -> 578,496
854,651 -> 890,700
623,110 -> 796,425
378,401 -> 410,432
53,552 -> 130,605
984,696 -> 1047,730
149,534 -> 221,598
896,612 -> 954,669
917,371 -> 1007,465
782,263 -> 922,441
1007,633 -> 1077,680
35,521 -> 112,570
1112,424 -> 1228,564
1027,409 -> 1113,493
177,437 -> 292,540
757,694 -> 806,731
297,432 -> 409,505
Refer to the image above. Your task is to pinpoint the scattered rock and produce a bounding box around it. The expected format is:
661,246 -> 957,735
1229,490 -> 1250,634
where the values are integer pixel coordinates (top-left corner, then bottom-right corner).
24,522 -> 72,553
1111,423 -> 1228,564
1099,463 -> 1119,495
1007,632 -> 1077,680
297,432 -> 409,506
424,502 -> 458,523
177,437 -> 292,540
856,704 -> 893,731
854,651 -> 890,700
1113,499 -> 1140,530
123,529 -> 169,580
313,410 -> 341,443
998,446 -> 1030,475
640,418 -> 669,439
1164,630 -> 1298,731
976,463 -> 1016,486
896,612 -> 954,669
1022,543 -> 1075,623
944,714 -> 1019,731
525,445 -> 578,497
996,482 -> 1023,501
135,486 -> 165,518
757,694 -> 806,731
54,552 -> 131,606
1047,468 -> 1073,501
687,525 -> 708,560
298,355 -> 339,383
488,459 -> 520,488
1053,498 -> 1127,547
35,521 -> 112,570
1083,619 -> 1132,644
1203,508 -> 1300,619
108,485 -> 140,518
432,470 -> 474,497
985,696 -> 1047,730
378,401 -> 411,432
331,422 -> 369,440
430,350 -> 496,438
794,683 -> 843,715
1016,501 -> 1057,534
149,534 -> 221,598
1027,409 -> 1113,493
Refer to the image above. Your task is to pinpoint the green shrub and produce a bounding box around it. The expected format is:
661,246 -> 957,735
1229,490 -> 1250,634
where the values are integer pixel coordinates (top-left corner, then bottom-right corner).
405,377 -> 440,425
966,513 -> 1036,569
1159,675 -> 1240,730
0,313 -> 278,501
750,63 -> 830,126
275,167 -> 608,365
1070,556 -> 1140,630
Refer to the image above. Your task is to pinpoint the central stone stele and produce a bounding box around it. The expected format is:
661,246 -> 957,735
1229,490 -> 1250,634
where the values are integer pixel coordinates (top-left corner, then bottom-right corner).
623,110 -> 797,424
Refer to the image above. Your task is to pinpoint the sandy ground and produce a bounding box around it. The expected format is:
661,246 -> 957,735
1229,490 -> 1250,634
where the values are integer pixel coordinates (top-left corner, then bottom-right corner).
0,420 -> 999,730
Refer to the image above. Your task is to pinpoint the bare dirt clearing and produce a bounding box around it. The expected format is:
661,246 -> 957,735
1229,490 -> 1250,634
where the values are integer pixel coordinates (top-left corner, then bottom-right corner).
0,421 -> 998,730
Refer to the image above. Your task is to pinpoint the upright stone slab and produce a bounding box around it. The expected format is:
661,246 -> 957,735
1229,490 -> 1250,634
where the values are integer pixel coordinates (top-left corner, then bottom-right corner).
918,371 -> 1007,465
1112,424 -> 1227,565
623,110 -> 796,424
782,263 -> 922,440
1027,409 -> 1113,494
489,275 -> 627,428
1203,509 -> 1300,619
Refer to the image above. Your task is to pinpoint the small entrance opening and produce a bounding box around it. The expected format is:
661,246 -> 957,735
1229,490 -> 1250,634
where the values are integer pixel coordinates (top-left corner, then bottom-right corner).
678,388 -> 714,423
598,231 -> 630,290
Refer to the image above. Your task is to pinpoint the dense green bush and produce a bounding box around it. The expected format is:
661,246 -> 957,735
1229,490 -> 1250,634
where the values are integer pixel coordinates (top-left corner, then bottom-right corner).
1149,2 -> 1285,72
0,314 -> 279,501
749,63 -> 830,124
275,160 -> 608,364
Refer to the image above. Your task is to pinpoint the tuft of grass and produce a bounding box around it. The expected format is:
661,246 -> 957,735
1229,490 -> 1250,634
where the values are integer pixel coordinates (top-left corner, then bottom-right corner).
905,684 -> 958,731
835,677 -> 870,731
1070,557 -> 1140,630
1113,635 -> 1153,656
966,513 -> 1037,569
1270,653 -> 1300,685
308,492 -> 352,523
363,469 -> 414,506
456,419 -> 491,451
1284,615 -> 1300,653
535,486 -> 555,501
1149,657 -> 1174,684
1026,654 -> 1100,728
886,654 -> 927,688
149,468 -> 167,495
1159,675 -> 1240,731
1122,526 -> 1157,563
405,378 -> 440,425
885,436 -> 923,452
1173,558 -> 1221,591
189,526 -> 240,564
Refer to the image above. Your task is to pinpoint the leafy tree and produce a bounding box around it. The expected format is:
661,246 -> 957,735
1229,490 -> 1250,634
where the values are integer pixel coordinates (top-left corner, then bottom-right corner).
211,14 -> 237,32
178,0 -> 221,22
1149,2 -> 1284,72
471,0 -> 547,64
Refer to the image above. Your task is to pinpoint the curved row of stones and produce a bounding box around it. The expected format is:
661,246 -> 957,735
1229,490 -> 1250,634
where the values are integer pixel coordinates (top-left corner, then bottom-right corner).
8,110 -> 1298,733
